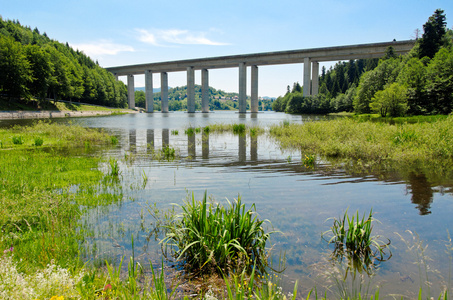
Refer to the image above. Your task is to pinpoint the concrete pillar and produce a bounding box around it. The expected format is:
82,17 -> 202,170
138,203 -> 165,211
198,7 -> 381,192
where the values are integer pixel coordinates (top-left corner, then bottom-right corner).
162,129 -> 169,149
127,74 -> 135,109
312,61 -> 319,96
201,69 -> 209,113
147,129 -> 154,150
303,57 -> 311,97
114,74 -> 118,81
238,63 -> 247,113
188,133 -> 196,158
251,65 -> 258,113
238,134 -> 246,162
202,130 -> 209,159
129,129 -> 136,152
187,67 -> 195,113
251,135 -> 257,161
145,70 -> 153,113
161,72 -> 169,113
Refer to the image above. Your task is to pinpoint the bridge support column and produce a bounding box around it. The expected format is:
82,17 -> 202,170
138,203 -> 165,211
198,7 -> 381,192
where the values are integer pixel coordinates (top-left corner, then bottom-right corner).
161,72 -> 168,113
187,67 -> 195,113
251,65 -> 258,113
201,69 -> 209,113
312,61 -> 319,95
238,62 -> 247,113
145,70 -> 153,113
303,57 -> 311,97
127,74 -> 135,109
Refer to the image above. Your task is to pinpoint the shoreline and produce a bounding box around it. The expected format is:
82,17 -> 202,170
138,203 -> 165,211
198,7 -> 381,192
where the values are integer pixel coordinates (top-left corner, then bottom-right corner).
0,110 -> 135,120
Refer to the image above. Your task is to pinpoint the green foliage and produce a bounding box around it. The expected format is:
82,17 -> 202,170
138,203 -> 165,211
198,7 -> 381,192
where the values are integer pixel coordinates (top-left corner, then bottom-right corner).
12,135 -> 24,145
323,209 -> 391,277
0,17 -> 127,108
108,158 -> 121,177
233,123 -> 246,134
161,145 -> 176,160
0,35 -> 31,100
269,116 -> 453,176
418,9 -> 447,59
370,82 -> 408,117
33,137 -> 43,146
354,58 -> 403,114
162,192 -> 273,275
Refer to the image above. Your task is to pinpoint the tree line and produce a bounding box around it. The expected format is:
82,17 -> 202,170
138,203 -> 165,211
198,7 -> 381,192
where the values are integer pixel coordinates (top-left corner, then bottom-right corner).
273,9 -> 453,117
134,85 -> 273,111
0,17 -> 128,108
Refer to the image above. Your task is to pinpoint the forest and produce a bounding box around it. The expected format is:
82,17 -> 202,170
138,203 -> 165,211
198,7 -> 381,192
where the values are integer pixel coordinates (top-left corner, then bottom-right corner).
134,85 -> 274,111
273,9 -> 453,117
0,17 -> 128,108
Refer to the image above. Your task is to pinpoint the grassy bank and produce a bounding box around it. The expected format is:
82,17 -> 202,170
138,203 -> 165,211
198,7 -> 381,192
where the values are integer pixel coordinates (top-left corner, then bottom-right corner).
270,115 -> 453,179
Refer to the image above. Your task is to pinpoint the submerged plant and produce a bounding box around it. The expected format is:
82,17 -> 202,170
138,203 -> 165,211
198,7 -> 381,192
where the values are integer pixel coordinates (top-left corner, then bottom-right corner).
162,192 -> 274,276
323,209 -> 391,277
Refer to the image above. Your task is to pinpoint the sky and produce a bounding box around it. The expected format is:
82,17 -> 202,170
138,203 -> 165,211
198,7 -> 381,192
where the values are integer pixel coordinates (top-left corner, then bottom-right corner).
2,0 -> 453,98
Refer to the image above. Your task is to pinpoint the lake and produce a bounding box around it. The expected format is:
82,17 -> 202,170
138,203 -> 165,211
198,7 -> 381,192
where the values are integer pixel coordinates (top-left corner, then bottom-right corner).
3,111 -> 452,298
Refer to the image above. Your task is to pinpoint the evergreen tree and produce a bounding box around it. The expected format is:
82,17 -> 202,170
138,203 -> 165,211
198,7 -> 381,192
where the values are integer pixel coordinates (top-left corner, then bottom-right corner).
419,9 -> 447,59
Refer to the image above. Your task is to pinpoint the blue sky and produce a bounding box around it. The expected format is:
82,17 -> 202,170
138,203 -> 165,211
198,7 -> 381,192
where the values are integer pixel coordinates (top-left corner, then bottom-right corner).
2,0 -> 452,97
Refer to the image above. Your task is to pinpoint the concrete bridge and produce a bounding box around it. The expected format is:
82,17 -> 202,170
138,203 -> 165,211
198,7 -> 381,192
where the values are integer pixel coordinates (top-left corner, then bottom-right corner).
106,40 -> 415,113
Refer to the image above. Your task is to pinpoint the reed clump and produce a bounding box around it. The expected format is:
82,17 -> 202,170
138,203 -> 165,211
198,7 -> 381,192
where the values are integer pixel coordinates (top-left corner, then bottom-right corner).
162,192 -> 273,276
323,209 -> 391,277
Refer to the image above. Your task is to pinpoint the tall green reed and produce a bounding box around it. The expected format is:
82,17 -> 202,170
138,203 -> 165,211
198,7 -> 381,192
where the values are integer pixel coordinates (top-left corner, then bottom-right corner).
162,192 -> 274,276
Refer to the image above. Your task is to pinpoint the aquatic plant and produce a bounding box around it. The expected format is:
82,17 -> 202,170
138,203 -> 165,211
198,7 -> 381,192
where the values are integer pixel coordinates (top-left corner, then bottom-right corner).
203,126 -> 210,134
185,127 -> 195,136
108,158 -> 121,177
162,192 -> 273,276
323,209 -> 391,277
162,145 -> 176,160
171,129 -> 179,135
302,154 -> 315,168
232,123 -> 246,134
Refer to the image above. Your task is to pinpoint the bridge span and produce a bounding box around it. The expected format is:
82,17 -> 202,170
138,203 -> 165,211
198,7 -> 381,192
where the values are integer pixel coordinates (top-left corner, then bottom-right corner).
106,40 -> 415,113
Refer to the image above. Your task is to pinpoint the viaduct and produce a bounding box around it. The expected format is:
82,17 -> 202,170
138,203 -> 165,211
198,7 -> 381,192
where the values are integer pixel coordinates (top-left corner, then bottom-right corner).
106,40 -> 415,113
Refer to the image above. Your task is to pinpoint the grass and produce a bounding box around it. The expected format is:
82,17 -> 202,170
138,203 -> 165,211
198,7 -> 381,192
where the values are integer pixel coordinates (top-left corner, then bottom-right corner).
0,122 -> 120,271
208,123 -> 265,136
162,192 -> 274,276
269,115 -> 453,180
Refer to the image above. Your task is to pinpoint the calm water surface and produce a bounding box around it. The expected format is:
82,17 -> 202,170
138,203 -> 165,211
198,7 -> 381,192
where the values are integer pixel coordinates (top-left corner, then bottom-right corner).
3,111 -> 452,297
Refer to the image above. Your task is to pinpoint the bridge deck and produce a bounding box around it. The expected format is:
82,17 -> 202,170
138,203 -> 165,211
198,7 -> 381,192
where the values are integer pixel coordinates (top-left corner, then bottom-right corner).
106,40 -> 415,76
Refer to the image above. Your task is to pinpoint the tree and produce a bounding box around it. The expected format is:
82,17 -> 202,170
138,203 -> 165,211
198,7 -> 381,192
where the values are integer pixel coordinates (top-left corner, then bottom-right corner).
0,35 -> 31,99
354,58 -> 403,113
397,57 -> 428,114
24,44 -> 53,102
426,47 -> 453,114
419,9 -> 447,59
370,83 -> 408,117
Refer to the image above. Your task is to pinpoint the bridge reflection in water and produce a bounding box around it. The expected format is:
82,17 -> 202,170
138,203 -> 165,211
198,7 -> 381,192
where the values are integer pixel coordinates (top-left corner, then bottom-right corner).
127,128 -> 257,162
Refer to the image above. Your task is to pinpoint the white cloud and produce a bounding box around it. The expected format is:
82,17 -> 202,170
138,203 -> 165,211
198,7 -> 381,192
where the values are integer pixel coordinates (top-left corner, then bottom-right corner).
136,28 -> 229,46
70,40 -> 135,56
